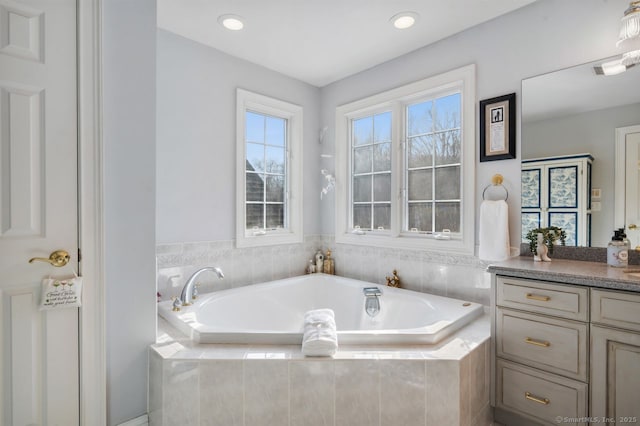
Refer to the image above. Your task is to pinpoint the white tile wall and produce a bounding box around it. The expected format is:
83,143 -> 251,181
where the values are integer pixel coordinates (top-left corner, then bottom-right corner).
149,341 -> 491,426
334,360 -> 379,426
379,360 -> 426,426
156,235 -> 491,305
153,238 -> 492,425
290,361 -> 335,426
244,360 -> 289,426
150,314 -> 491,426
199,361 -> 243,426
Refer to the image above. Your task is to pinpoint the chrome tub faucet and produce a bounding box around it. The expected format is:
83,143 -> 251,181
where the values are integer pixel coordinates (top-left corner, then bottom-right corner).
180,267 -> 224,306
363,286 -> 382,317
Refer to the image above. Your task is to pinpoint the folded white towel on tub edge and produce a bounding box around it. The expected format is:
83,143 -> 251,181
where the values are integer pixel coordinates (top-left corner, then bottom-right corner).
302,308 -> 338,357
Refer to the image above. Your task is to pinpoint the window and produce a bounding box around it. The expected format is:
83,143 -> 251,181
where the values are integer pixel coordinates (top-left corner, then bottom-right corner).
405,93 -> 462,233
352,112 -> 392,231
245,112 -> 286,230
336,65 -> 475,254
236,89 -> 303,247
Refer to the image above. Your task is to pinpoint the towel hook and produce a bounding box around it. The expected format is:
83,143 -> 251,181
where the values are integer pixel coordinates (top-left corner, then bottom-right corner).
482,174 -> 508,201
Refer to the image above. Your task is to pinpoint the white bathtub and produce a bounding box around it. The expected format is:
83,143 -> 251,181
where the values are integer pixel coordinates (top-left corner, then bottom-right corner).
158,274 -> 483,345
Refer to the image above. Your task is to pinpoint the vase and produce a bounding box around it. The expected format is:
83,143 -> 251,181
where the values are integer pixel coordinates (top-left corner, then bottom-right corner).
533,233 -> 551,262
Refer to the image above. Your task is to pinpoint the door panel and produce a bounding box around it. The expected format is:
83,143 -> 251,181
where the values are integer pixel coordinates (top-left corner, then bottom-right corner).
5,286 -> 42,426
0,0 -> 79,424
0,82 -> 44,238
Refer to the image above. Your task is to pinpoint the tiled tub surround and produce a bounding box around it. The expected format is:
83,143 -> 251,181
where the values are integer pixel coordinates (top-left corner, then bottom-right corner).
156,235 -> 491,306
149,316 -> 491,426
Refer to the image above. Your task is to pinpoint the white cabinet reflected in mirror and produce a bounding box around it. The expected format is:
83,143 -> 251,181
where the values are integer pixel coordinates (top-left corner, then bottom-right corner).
522,55 -> 640,248
521,154 -> 593,246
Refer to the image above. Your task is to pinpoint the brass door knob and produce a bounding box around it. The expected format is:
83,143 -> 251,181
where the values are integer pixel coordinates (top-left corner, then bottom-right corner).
29,250 -> 71,267
629,224 -> 638,230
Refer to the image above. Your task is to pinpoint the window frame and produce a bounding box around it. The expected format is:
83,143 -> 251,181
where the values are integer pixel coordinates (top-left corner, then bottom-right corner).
335,65 -> 476,254
236,89 -> 303,247
349,109 -> 394,235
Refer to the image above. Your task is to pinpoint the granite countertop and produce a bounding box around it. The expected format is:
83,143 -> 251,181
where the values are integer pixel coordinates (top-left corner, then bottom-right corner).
487,257 -> 640,293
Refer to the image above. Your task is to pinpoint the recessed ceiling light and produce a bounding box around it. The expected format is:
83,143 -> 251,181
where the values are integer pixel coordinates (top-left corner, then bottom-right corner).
390,12 -> 418,30
218,14 -> 244,31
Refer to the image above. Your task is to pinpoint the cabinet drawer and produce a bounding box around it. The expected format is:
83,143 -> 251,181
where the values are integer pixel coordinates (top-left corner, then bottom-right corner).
592,289 -> 640,333
496,308 -> 588,381
496,276 -> 588,321
496,359 -> 588,426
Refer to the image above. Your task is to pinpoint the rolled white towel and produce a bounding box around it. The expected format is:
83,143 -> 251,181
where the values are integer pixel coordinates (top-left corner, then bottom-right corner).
302,308 -> 338,357
304,308 -> 335,324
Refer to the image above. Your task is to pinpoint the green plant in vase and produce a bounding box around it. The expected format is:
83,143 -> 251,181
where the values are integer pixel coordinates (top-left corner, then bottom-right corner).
526,226 -> 567,260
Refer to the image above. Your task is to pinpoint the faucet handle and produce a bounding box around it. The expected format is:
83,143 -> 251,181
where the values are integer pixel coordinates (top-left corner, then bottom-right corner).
192,283 -> 199,300
171,296 -> 182,312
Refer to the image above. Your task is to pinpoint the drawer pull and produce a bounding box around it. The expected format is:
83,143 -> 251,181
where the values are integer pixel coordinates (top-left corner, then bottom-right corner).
525,337 -> 551,347
525,392 -> 550,405
526,293 -> 550,302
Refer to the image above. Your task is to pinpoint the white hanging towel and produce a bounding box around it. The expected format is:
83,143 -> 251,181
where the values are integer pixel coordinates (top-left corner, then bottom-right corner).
301,308 -> 338,357
478,200 -> 510,262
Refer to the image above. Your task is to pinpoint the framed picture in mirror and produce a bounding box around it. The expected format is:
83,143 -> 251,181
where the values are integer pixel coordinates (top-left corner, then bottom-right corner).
479,93 -> 515,162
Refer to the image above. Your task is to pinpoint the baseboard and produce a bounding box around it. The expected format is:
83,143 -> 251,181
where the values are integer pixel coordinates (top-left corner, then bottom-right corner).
117,414 -> 149,426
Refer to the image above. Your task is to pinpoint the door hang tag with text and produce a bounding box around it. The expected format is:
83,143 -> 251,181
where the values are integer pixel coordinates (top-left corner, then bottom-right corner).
39,276 -> 83,310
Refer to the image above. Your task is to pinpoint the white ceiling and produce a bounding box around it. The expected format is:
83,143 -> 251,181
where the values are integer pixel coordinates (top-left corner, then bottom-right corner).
157,0 -> 538,87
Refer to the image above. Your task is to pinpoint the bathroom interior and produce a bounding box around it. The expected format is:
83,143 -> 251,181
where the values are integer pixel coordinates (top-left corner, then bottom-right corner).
101,0 -> 640,425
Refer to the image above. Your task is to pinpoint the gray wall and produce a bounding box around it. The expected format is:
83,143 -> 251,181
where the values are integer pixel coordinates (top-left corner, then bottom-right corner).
156,29 -> 321,243
523,102 -> 640,247
318,0 -> 630,250
156,0 -> 630,250
103,0 -> 157,424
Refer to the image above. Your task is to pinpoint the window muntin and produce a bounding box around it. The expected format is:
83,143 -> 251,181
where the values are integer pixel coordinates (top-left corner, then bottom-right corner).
351,111 -> 392,231
405,92 -> 462,234
245,111 -> 287,231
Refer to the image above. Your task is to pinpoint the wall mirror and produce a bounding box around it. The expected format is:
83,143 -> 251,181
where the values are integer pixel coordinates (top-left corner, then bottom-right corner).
521,56 -> 640,248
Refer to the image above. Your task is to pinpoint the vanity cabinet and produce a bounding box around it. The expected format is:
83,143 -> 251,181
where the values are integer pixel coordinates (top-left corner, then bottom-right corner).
521,154 -> 593,246
493,275 -> 640,426
494,276 -> 589,425
590,289 -> 640,425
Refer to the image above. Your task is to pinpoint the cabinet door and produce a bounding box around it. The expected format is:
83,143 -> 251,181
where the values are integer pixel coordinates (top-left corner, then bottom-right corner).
521,156 -> 591,246
547,164 -> 580,246
591,325 -> 640,424
521,167 -> 542,241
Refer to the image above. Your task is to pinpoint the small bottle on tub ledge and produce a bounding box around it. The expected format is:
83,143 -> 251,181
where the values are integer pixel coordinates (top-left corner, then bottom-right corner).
323,249 -> 335,274
306,259 -> 316,274
315,250 -> 324,273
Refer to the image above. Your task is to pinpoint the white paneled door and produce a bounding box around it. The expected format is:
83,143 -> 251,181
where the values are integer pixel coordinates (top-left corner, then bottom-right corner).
625,128 -> 640,249
0,0 -> 79,425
